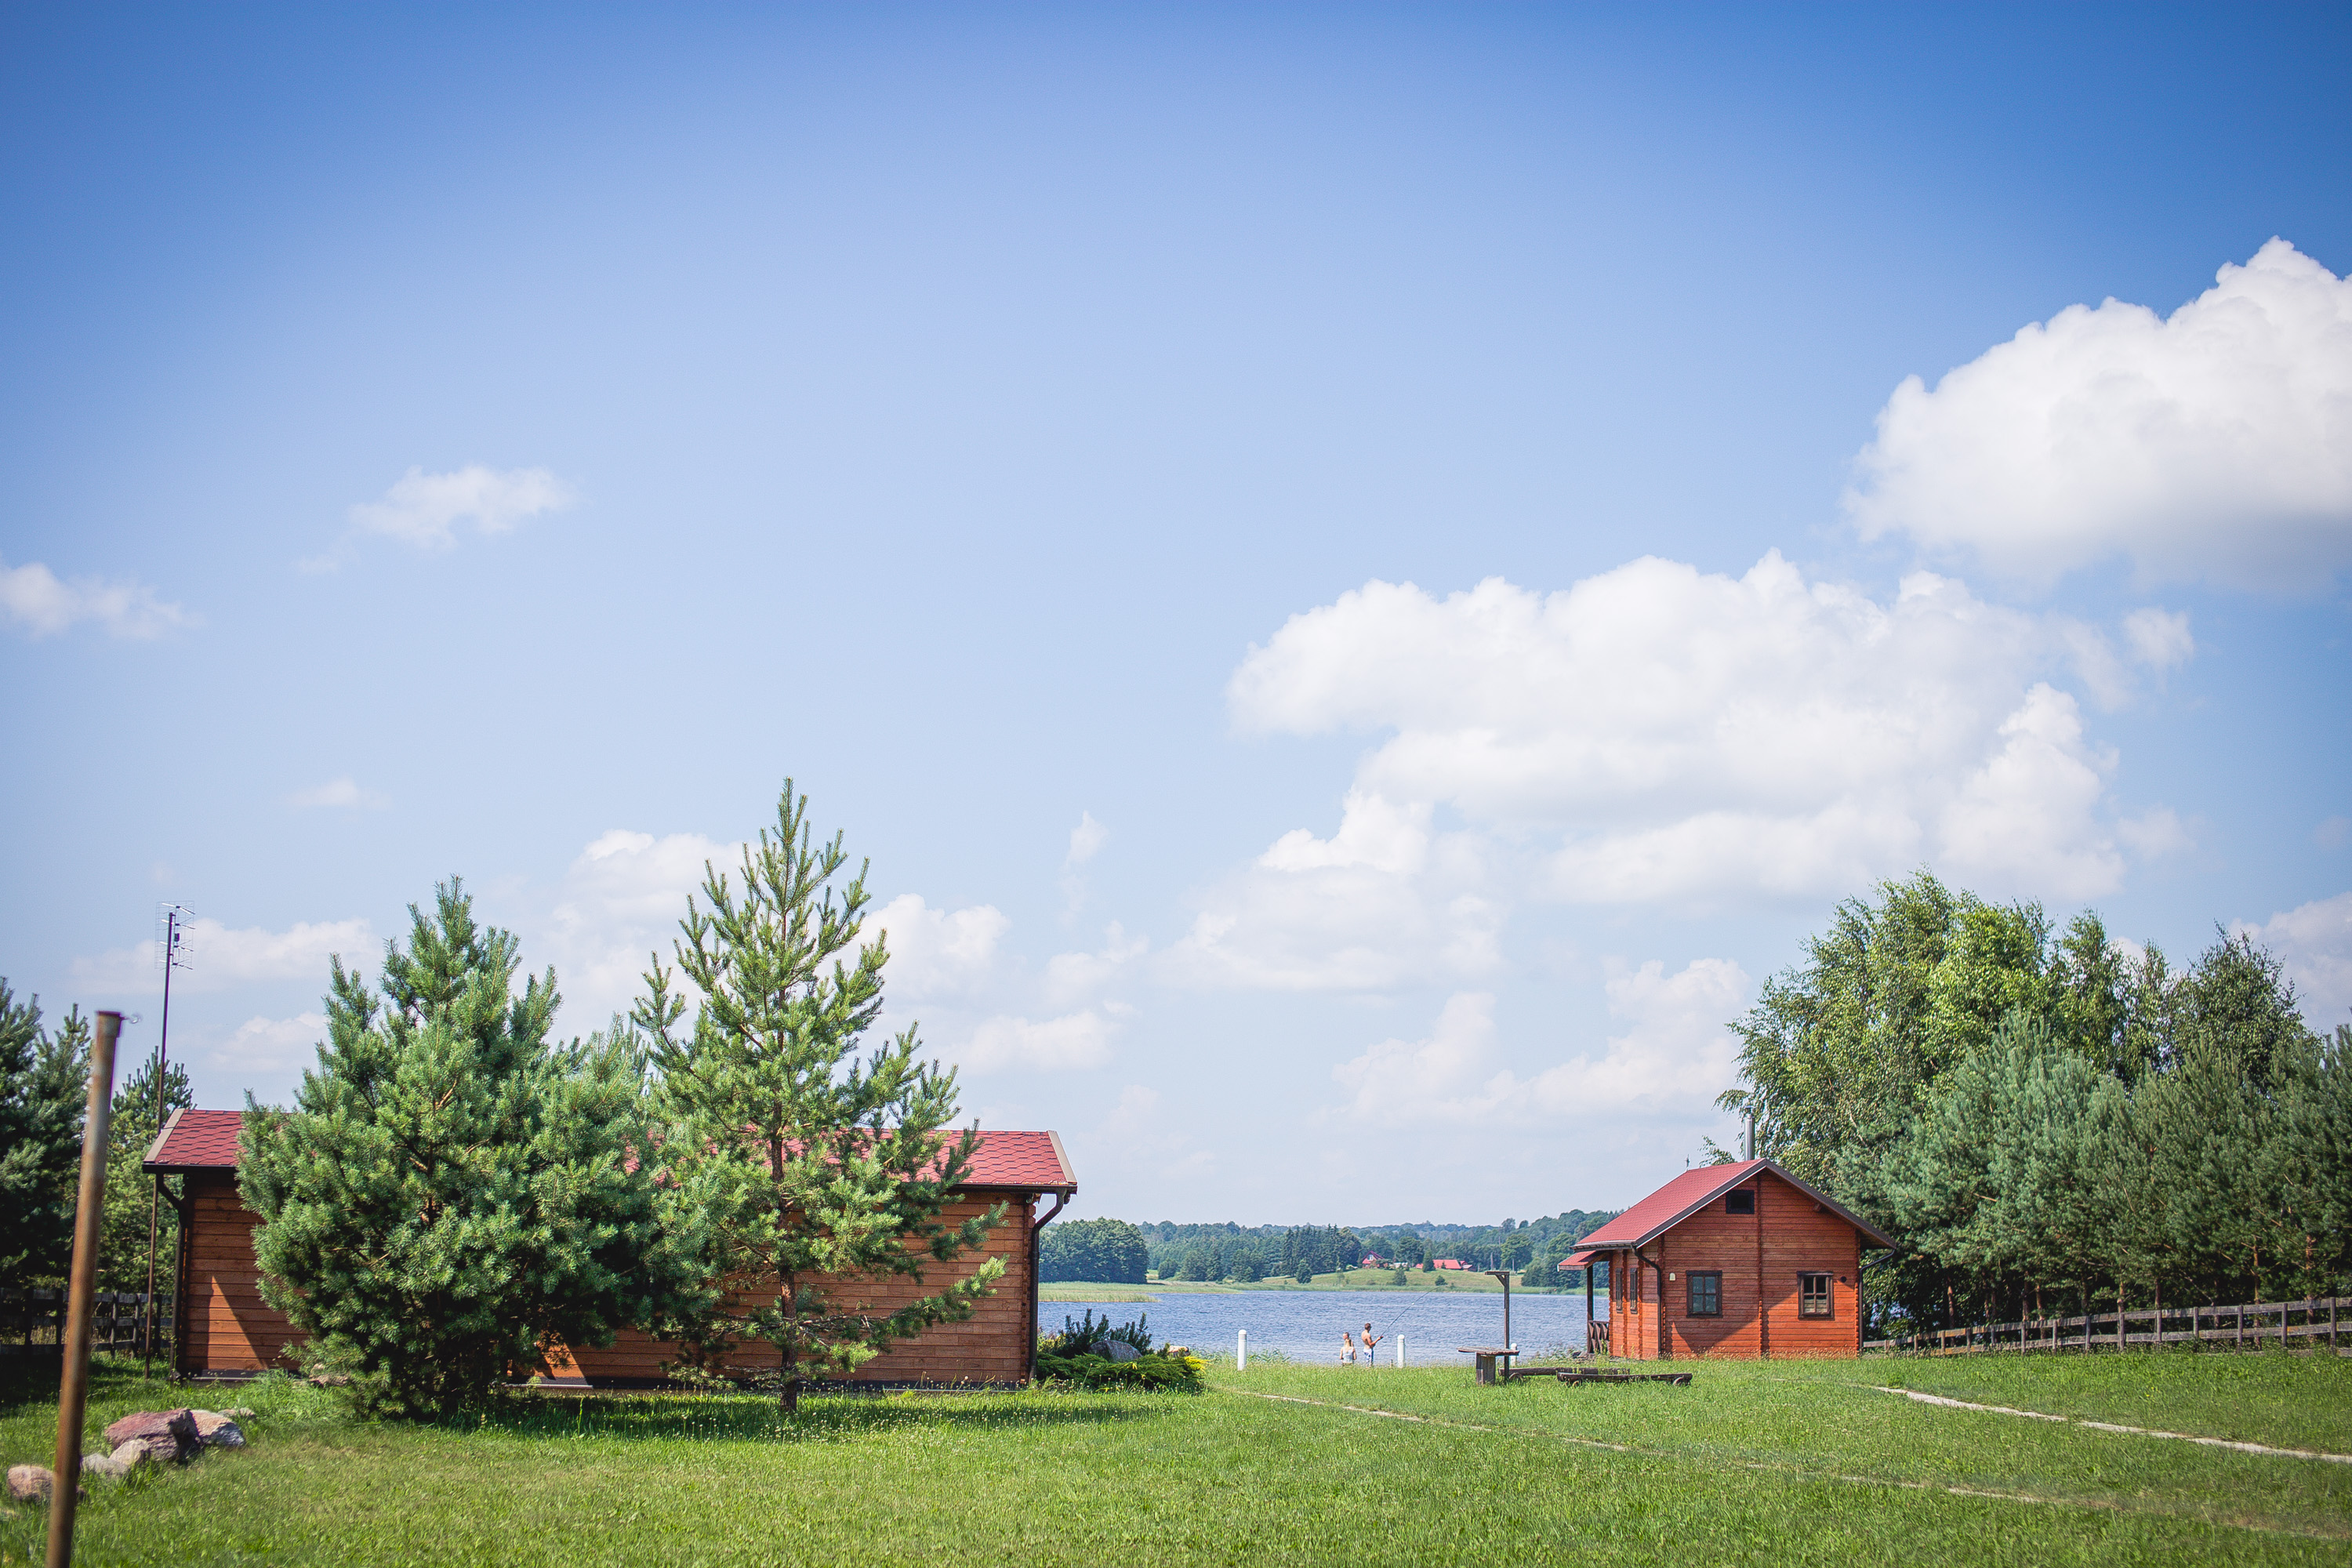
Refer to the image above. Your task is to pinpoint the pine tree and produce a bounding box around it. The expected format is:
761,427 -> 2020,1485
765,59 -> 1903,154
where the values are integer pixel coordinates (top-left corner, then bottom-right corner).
241,880 -> 686,1416
634,783 -> 1004,1412
0,982 -> 89,1284
99,1050 -> 194,1293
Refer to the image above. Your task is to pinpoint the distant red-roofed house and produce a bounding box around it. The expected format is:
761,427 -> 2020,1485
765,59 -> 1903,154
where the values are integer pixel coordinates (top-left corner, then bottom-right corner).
1574,1160 -> 1895,1361
1432,1258 -> 1468,1270
144,1108 -> 1077,1387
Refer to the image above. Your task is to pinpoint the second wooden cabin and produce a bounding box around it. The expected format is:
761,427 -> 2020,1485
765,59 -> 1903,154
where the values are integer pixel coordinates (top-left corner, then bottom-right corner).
1569,1159 -> 1893,1359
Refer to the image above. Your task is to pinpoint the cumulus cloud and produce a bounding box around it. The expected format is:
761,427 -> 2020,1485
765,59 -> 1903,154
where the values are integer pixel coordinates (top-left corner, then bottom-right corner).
208,1012 -> 328,1080
286,776 -> 387,809
1164,793 -> 1503,990
869,893 -> 1012,1002
1847,238 -> 2352,589
72,916 -> 375,994
1328,957 -> 1749,1128
1043,924 -> 1148,1009
2237,891 -> 2352,1029
960,1009 -> 1118,1072
542,828 -> 738,1025
1066,813 -> 1109,866
350,465 -> 574,550
1,556 -> 195,639
1221,557 -> 2174,940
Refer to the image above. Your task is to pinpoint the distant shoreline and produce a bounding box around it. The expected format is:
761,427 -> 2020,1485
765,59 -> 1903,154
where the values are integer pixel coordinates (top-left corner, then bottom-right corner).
1040,1269 -> 1579,1303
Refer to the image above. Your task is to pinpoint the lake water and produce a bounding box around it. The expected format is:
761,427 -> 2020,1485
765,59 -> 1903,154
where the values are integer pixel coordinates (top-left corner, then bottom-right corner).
1040,1288 -> 1603,1366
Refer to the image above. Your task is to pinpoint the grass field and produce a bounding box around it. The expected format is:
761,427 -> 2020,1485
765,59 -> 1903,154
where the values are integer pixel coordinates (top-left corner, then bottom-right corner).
2,1351 -> 2346,1565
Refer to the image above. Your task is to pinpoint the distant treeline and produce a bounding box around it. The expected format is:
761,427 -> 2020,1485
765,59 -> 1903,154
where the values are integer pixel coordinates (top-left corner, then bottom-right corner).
1041,1211 -> 1621,1287
1723,872 -> 2352,1336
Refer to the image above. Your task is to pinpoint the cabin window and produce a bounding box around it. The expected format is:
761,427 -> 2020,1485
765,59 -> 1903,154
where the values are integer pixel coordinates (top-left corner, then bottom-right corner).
1798,1272 -> 1832,1317
1724,1189 -> 1755,1215
1686,1271 -> 1722,1317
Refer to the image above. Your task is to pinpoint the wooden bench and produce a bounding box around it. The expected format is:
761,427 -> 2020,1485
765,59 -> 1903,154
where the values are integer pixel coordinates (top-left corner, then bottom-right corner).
1457,1346 -> 1516,1385
1554,1370 -> 1691,1386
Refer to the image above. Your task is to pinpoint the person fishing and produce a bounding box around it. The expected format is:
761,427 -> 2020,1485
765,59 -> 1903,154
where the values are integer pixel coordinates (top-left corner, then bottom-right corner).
1360,1322 -> 1383,1364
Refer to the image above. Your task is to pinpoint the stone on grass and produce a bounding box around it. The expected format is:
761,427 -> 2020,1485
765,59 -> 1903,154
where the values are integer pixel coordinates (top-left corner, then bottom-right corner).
223,1406 -> 257,1420
103,1409 -> 201,1465
191,1410 -> 246,1447
111,1441 -> 150,1471
1102,1341 -> 1142,1363
81,1452 -> 130,1480
8,1464 -> 82,1504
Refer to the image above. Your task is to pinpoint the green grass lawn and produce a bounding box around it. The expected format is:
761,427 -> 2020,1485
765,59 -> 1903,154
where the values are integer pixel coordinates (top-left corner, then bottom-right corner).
2,1351 -> 2346,1565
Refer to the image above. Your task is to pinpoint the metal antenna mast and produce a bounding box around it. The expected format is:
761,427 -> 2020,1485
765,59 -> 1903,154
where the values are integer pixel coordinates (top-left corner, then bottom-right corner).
143,905 -> 193,1380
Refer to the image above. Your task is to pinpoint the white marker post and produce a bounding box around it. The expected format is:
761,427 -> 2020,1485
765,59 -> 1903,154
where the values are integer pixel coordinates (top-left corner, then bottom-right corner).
1237,1330 -> 1247,1371
1396,1335 -> 1406,1369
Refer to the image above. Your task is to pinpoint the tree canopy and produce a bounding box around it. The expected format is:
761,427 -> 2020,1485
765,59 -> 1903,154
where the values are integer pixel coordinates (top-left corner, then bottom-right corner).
1720,871 -> 2349,1330
241,880 -> 686,1414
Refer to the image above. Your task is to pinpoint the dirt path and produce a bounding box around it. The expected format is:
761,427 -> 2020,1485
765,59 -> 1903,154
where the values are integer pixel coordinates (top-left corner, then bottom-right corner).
1868,1385 -> 2352,1465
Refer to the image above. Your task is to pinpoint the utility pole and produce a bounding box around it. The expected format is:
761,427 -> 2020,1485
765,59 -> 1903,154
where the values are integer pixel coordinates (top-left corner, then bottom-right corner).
49,1011 -> 122,1568
143,906 -> 191,1381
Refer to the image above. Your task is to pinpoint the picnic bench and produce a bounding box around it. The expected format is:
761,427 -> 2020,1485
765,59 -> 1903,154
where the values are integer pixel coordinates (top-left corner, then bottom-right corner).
1457,1345 -> 1516,1385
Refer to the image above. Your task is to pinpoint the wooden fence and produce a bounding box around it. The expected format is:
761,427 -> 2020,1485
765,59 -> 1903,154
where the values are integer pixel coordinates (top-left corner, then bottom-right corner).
1866,1296 -> 2347,1355
0,1288 -> 174,1357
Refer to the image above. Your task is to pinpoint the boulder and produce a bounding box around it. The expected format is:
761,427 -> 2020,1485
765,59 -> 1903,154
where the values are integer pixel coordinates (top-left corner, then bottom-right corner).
222,1406 -> 257,1420
111,1441 -> 151,1471
1102,1341 -> 1142,1363
190,1410 -> 247,1448
80,1452 -> 130,1480
103,1408 -> 201,1465
7,1464 -> 82,1504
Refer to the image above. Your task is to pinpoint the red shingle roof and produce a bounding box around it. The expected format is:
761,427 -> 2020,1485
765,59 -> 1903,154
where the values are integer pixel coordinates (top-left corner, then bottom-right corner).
143,1108 -> 242,1173
1577,1159 -> 1894,1250
144,1109 -> 1076,1193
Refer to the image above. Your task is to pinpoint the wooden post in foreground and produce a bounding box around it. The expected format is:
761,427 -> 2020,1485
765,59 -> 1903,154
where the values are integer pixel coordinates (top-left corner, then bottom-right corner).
48,1010 -> 121,1568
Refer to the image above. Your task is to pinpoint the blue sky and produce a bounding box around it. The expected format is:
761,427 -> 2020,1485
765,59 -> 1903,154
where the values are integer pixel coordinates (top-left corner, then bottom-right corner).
5,3 -> 2349,1224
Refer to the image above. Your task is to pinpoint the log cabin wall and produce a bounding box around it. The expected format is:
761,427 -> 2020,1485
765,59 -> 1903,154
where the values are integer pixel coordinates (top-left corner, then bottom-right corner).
1750,1174 -> 1861,1358
180,1171 -> 302,1377
172,1183 -> 1040,1385
566,1194 -> 1037,1386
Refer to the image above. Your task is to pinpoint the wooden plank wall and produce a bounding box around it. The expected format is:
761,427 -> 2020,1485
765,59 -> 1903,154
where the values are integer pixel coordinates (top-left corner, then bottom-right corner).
182,1173 -> 303,1376
178,1178 -> 1038,1385
1608,1173 -> 1863,1361
568,1196 -> 1036,1385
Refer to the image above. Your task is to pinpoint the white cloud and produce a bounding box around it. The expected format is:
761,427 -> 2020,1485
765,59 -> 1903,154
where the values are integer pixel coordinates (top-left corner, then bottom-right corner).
1328,958 -> 1749,1130
960,1010 -> 1116,1072
1043,924 -> 1148,1009
286,776 -> 387,810
2237,891 -> 2352,1030
1,555 -> 195,639
541,828 -> 736,1025
1065,813 -> 1109,866
208,1012 -> 328,1080
72,917 -> 375,994
1164,797 -> 1503,991
2122,608 -> 2195,671
1223,557 -> 2172,934
350,465 -> 574,550
1847,238 -> 2352,589
869,893 -> 1011,1003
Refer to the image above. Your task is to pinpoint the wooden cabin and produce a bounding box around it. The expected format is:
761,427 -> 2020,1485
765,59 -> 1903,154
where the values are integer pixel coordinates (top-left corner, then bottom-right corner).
143,1108 -> 1077,1387
1570,1159 -> 1894,1360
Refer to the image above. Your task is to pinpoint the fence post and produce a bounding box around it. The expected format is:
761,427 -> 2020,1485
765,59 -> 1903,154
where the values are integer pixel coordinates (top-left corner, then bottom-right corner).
1236,1330 -> 1245,1372
1396,1334 -> 1405,1369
